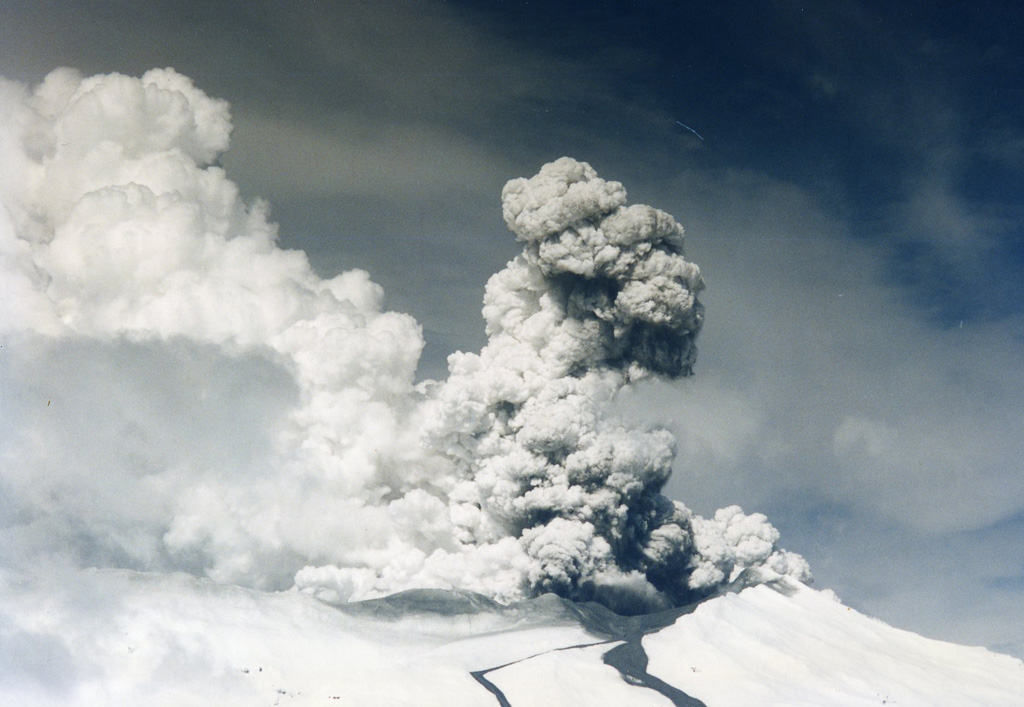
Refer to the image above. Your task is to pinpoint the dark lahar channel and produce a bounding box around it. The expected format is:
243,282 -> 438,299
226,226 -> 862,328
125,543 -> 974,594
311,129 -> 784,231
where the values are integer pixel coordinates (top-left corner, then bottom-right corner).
470,639 -> 615,707
580,598 -> 708,707
471,633 -> 707,707
342,587 -> 707,706
357,589 -> 708,707
603,639 -> 707,707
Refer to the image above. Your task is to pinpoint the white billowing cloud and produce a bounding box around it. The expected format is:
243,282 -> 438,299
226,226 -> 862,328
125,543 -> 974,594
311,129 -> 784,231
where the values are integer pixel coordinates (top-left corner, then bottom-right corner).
0,67 -> 426,588
1,69 -> 806,613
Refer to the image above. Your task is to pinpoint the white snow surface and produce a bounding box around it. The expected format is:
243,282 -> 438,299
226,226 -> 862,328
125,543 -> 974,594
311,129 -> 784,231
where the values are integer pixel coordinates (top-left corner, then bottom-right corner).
645,578 -> 1024,707
2,569 -> 1022,707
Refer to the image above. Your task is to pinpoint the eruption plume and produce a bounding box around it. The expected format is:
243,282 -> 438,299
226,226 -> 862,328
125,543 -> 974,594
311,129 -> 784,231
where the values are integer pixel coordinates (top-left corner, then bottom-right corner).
0,68 -> 808,615
386,157 -> 808,612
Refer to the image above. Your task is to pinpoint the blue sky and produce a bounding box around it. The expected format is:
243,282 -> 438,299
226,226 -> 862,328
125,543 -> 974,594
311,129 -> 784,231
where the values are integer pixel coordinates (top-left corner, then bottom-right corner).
2,0 -> 1022,656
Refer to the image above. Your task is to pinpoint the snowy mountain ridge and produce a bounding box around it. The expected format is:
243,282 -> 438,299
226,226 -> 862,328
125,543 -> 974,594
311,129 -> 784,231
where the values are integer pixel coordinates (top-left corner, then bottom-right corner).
3,568 -> 1022,706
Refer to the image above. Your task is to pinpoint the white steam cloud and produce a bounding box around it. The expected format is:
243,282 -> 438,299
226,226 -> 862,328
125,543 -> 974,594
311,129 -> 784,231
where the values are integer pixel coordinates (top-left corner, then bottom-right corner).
0,68 -> 807,613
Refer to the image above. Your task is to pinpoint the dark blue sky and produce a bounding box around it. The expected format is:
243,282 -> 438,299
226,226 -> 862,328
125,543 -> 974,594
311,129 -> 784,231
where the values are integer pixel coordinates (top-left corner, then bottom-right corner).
458,0 -> 1024,323
3,0 -> 1023,656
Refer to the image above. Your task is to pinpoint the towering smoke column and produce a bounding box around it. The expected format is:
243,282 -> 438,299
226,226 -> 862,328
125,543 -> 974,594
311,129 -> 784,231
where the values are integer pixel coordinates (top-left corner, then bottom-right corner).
300,159 -> 809,610
1,68 -> 807,614
401,158 -> 808,612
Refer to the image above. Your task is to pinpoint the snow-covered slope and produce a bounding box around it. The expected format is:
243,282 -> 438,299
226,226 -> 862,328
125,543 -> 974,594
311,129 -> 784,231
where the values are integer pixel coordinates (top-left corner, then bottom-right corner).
2,569 -> 1022,706
643,580 -> 1024,707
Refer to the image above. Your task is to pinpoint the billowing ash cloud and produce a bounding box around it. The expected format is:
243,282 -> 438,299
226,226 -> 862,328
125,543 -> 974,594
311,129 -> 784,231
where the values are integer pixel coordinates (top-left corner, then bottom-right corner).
363,157 -> 806,611
0,68 -> 807,614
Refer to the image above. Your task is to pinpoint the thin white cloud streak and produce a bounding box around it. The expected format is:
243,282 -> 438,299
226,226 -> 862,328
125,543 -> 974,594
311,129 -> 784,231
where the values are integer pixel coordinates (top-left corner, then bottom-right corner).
624,168 -> 1024,535
777,2 -> 1024,311
224,112 -> 513,201
214,1 -> 678,206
